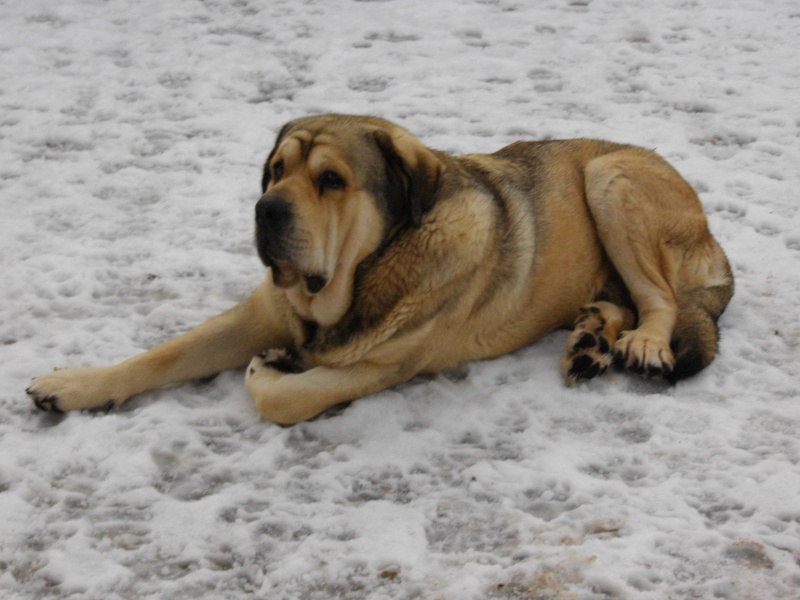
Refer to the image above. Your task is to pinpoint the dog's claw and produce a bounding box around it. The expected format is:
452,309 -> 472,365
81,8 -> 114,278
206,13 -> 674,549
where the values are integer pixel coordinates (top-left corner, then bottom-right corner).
645,364 -> 662,379
31,393 -> 65,414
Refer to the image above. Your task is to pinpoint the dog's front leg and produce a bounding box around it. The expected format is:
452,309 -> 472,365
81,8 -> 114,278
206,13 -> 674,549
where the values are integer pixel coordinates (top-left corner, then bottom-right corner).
27,280 -> 291,413
245,354 -> 405,425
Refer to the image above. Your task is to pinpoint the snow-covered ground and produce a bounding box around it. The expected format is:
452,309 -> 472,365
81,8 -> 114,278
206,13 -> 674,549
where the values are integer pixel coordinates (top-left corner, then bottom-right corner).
1,0 -> 799,597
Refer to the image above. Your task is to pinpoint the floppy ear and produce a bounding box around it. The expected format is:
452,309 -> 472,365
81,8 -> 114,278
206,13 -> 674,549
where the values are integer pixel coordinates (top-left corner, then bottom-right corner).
373,129 -> 442,228
261,123 -> 291,193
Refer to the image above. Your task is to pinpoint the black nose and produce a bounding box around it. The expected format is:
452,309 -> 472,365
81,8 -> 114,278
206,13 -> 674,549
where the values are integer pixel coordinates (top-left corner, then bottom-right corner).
255,196 -> 293,232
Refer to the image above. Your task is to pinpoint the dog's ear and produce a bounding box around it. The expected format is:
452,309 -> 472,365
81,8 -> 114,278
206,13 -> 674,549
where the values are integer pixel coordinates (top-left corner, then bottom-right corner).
373,129 -> 442,228
261,123 -> 292,193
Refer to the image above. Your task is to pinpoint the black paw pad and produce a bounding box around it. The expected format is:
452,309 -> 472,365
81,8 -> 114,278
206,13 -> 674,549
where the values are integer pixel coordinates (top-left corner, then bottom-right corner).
568,359 -> 607,380
573,333 -> 596,351
570,354 -> 595,373
565,323 -> 614,383
581,363 -> 605,379
567,354 -> 608,381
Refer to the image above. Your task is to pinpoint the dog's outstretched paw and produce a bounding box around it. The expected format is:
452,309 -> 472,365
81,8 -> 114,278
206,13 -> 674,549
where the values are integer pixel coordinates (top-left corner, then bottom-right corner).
26,367 -> 119,413
27,388 -> 65,414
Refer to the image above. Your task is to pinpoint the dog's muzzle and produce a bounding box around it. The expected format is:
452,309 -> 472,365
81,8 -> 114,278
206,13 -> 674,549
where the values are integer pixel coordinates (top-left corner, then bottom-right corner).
255,195 -> 293,259
254,195 -> 328,294
256,195 -> 292,240
255,195 -> 295,277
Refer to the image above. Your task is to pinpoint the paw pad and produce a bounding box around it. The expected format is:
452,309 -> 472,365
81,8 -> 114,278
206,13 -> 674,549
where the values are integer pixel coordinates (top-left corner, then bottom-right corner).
573,333 -> 596,351
564,330 -> 613,383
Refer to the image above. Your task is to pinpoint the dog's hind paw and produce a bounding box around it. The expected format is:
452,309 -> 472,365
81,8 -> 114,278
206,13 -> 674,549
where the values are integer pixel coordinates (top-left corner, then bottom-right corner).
561,302 -> 634,384
562,328 -> 613,383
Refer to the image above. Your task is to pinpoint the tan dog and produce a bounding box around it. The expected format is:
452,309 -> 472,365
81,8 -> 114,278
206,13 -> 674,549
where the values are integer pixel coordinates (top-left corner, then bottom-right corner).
27,115 -> 734,424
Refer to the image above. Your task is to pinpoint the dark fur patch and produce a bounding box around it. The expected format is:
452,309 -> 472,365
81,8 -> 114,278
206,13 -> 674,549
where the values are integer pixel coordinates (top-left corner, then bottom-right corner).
669,335 -> 710,381
302,319 -> 319,346
668,283 -> 732,382
372,130 -> 441,229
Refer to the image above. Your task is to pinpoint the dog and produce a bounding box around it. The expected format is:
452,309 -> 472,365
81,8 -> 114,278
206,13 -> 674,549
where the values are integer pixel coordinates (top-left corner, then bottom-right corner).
27,114 -> 734,424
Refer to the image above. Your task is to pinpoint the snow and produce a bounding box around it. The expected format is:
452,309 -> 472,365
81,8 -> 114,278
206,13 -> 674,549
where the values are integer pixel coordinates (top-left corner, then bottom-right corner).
1,0 -> 799,598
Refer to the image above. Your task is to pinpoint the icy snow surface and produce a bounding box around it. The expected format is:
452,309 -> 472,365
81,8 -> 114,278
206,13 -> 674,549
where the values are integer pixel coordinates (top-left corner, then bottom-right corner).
1,0 -> 799,598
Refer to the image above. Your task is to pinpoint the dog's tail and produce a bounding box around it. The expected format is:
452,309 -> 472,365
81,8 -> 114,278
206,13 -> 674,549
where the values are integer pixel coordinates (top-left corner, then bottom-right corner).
669,275 -> 734,381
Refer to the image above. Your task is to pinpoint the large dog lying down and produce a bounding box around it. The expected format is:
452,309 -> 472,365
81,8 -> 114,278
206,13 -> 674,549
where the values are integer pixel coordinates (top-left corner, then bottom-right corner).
27,114 -> 733,424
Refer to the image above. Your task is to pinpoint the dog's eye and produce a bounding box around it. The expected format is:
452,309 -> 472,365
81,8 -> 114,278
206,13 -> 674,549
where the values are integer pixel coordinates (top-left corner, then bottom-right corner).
272,160 -> 285,182
319,170 -> 345,192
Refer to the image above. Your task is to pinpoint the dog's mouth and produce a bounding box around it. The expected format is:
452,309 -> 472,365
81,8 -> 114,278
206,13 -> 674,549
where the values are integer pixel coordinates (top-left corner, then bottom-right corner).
264,255 -> 328,295
266,257 -> 299,288
304,274 -> 328,294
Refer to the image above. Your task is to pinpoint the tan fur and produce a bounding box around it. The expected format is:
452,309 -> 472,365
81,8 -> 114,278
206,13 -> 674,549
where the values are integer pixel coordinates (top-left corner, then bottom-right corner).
28,115 -> 733,424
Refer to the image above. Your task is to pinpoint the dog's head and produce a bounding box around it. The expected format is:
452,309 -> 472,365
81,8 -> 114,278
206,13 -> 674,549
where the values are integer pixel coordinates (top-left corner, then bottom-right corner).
255,115 -> 442,303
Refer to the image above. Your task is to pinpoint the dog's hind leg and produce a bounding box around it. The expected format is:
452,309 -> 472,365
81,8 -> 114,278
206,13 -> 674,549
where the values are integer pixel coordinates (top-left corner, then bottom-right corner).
583,148 -> 725,379
562,301 -> 635,383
